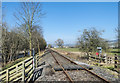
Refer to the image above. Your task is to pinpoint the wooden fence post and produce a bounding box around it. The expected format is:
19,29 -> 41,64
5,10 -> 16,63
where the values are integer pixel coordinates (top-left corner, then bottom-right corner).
6,69 -> 9,82
114,54 -> 118,69
118,55 -> 120,73
107,57 -> 109,64
95,56 -> 96,62
36,56 -> 37,68
104,54 -> 107,63
109,57 -> 112,64
22,61 -> 25,82
16,65 -> 18,73
103,54 -> 106,63
88,54 -> 91,62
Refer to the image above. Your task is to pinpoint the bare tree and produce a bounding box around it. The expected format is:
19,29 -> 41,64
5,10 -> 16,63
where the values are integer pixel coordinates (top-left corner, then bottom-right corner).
55,39 -> 64,48
77,28 -> 108,56
118,28 -> 120,50
115,27 -> 120,48
2,25 -> 28,65
31,25 -> 46,54
14,2 -> 45,56
48,44 -> 52,48
0,4 -> 2,47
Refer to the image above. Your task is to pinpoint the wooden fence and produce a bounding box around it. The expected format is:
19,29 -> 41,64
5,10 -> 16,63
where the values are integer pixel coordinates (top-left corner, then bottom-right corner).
89,54 -> 120,70
0,52 -> 44,82
114,54 -> 120,70
36,51 -> 44,68
0,56 -> 33,82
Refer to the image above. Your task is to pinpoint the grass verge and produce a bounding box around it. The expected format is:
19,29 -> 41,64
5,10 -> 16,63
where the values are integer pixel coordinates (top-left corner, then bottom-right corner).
2,56 -> 30,71
54,48 -> 120,56
54,48 -> 79,52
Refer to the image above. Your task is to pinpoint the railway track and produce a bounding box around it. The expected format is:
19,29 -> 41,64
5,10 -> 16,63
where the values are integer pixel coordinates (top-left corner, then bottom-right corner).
49,49 -> 110,83
50,50 -> 74,83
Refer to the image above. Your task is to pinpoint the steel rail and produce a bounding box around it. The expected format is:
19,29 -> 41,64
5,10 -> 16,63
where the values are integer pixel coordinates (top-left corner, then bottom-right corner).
50,51 -> 74,83
51,49 -> 110,83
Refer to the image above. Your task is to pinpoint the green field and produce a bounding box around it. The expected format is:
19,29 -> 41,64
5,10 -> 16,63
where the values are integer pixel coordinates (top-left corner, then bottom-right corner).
108,48 -> 120,56
54,48 -> 80,52
54,48 -> 120,56
109,48 -> 119,52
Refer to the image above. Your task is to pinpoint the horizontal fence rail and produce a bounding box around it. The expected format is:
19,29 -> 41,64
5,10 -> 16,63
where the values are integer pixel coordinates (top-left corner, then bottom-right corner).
0,51 -> 44,82
0,56 -> 33,82
89,54 -> 120,71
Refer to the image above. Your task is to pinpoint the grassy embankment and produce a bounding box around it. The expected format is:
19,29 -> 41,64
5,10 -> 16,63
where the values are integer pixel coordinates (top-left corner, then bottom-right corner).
1,51 -> 44,71
2,56 -> 30,71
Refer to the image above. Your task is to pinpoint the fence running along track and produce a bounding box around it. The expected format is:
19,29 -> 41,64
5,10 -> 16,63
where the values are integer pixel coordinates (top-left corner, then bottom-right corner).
0,52 -> 44,82
50,49 -> 110,83
0,56 -> 33,82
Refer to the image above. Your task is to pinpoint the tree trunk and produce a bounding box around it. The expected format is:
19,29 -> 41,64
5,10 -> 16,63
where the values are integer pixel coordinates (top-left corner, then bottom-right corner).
29,25 -> 32,56
3,57 -> 6,66
9,55 -> 12,62
38,44 -> 40,56
24,49 -> 26,57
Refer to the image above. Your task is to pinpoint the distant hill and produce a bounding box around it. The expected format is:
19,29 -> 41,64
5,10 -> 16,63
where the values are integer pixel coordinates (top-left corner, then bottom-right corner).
106,40 -> 118,48
107,40 -> 117,43
51,39 -> 118,48
51,43 -> 76,47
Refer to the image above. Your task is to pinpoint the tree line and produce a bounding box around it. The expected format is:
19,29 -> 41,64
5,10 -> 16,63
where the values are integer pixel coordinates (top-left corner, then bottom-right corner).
1,2 -> 47,66
53,28 -> 109,56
